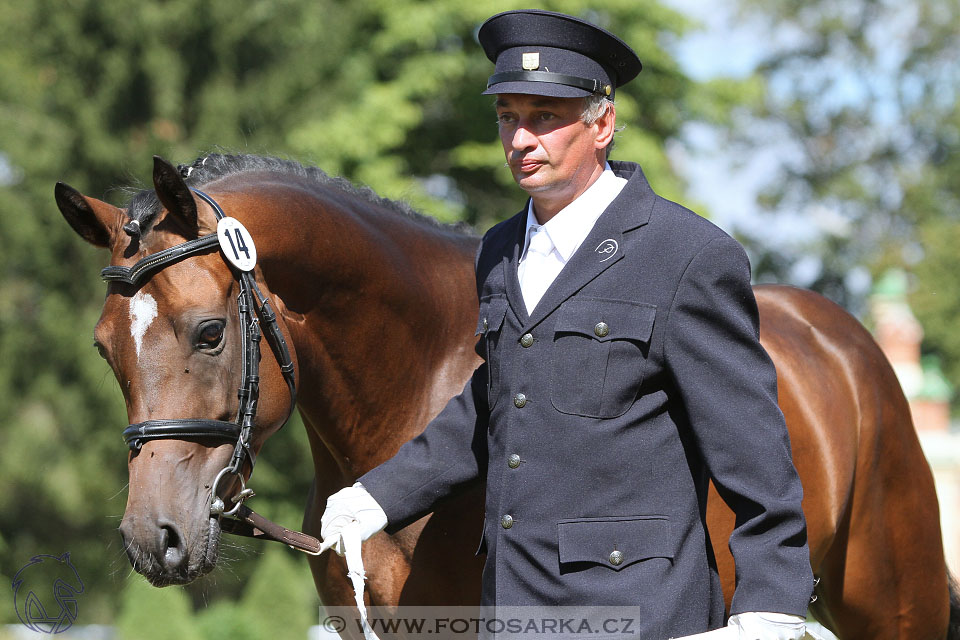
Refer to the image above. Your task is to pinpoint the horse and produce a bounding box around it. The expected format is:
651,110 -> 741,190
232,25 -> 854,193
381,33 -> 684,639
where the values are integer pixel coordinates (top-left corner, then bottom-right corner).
55,153 -> 958,638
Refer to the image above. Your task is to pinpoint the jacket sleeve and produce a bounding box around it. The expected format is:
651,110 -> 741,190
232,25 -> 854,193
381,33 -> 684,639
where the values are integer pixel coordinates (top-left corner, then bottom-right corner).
663,234 -> 813,616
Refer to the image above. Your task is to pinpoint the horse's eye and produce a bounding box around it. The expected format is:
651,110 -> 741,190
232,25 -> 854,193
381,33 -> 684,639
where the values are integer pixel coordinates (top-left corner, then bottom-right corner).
197,320 -> 225,350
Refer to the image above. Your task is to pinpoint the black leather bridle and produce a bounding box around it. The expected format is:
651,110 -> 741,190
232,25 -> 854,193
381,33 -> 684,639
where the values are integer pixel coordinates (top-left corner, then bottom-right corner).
103,189 -> 297,520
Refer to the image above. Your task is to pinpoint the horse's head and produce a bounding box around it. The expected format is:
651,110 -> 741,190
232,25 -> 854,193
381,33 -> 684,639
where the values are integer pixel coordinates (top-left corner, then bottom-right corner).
55,157 -> 297,586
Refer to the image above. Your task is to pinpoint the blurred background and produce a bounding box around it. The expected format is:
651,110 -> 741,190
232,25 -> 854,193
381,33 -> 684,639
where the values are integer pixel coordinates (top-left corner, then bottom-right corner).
1,0 -> 957,638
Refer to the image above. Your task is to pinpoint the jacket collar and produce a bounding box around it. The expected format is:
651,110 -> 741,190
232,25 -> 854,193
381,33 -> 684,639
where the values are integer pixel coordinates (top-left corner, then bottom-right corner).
499,161 -> 658,329
607,160 -> 656,231
520,164 -> 627,263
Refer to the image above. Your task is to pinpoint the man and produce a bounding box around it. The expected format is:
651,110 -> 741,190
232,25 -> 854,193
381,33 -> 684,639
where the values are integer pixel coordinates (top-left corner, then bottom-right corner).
322,10 -> 813,639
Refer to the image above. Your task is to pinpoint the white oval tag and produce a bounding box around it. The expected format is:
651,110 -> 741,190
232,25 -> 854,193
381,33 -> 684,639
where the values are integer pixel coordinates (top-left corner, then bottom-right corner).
217,217 -> 257,271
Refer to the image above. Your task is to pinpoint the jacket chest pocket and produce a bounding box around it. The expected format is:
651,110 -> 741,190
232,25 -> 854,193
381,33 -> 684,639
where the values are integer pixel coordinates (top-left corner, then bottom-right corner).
550,298 -> 656,418
477,295 -> 508,409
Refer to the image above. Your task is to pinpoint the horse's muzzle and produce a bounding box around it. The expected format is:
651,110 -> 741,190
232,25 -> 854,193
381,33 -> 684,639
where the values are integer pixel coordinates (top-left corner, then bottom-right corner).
119,514 -> 221,586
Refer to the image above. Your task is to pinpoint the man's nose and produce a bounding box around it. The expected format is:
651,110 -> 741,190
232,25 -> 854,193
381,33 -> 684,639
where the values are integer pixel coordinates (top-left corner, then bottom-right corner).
509,124 -> 537,152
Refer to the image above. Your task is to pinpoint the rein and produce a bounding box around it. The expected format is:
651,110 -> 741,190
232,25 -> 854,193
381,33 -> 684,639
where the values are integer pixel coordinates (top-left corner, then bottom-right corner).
103,189 -> 321,554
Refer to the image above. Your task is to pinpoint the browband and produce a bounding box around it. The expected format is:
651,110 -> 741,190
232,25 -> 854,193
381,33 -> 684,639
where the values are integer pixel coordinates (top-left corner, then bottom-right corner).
101,234 -> 220,285
487,70 -> 612,96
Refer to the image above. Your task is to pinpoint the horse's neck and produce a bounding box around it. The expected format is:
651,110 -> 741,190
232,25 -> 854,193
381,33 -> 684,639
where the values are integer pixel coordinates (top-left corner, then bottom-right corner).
259,189 -> 481,479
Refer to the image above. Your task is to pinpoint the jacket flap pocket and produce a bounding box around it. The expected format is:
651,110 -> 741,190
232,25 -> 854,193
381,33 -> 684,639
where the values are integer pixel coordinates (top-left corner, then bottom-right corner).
554,298 -> 656,343
557,516 -> 676,571
476,296 -> 508,335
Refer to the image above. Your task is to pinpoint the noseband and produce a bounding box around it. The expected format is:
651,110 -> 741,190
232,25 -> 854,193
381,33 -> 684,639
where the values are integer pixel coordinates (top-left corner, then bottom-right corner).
103,190 -> 321,553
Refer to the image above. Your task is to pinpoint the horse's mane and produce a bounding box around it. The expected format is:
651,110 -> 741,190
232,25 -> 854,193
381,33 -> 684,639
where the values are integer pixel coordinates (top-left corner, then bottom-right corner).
125,153 -> 469,236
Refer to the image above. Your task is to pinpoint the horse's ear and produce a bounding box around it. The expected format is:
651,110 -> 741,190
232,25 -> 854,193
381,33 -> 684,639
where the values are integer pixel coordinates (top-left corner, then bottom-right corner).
54,182 -> 119,248
152,155 -> 198,234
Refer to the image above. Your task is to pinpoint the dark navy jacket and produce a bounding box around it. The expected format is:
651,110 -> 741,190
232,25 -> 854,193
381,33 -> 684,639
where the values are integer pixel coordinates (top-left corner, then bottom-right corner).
361,161 -> 813,636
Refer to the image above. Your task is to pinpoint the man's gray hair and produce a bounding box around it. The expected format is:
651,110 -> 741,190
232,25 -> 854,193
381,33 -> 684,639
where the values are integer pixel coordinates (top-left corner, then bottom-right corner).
581,94 -> 618,157
580,94 -> 614,125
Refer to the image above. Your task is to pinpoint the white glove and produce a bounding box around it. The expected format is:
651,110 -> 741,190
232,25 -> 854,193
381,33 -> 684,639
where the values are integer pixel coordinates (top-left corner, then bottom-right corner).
673,612 -> 805,639
729,612 -> 805,639
320,482 -> 388,556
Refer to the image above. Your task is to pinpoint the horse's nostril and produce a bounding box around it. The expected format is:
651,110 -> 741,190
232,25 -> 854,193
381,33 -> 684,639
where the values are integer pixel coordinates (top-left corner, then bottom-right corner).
160,524 -> 185,569
161,524 -> 180,550
119,522 -> 132,548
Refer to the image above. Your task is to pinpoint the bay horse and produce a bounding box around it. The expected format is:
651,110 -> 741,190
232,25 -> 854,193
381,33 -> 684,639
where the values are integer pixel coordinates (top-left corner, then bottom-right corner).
55,154 -> 958,638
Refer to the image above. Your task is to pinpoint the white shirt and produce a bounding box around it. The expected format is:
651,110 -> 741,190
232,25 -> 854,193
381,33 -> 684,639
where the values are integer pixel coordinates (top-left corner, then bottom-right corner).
518,164 -> 627,313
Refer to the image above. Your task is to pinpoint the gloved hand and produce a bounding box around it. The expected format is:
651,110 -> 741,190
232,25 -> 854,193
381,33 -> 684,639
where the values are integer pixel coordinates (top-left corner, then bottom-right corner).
673,612 -> 806,639
320,482 -> 388,556
728,612 -> 805,639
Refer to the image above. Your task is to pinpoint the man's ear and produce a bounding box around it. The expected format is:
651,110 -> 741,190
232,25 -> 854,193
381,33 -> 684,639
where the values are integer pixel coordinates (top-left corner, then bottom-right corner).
594,102 -> 617,151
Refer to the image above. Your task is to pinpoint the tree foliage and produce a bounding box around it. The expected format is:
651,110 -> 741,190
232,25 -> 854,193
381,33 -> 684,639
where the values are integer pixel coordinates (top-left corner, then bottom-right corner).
0,0 -> 719,633
718,0 -> 958,301
688,0 -> 960,408
713,0 -> 960,406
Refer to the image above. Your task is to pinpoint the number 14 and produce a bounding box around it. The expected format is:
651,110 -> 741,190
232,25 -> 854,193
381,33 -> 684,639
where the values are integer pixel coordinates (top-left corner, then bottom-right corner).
223,228 -> 251,261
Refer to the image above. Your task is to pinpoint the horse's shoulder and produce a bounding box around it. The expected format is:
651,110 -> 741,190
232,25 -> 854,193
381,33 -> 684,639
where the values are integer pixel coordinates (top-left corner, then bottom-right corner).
754,285 -> 852,322
755,284 -> 882,362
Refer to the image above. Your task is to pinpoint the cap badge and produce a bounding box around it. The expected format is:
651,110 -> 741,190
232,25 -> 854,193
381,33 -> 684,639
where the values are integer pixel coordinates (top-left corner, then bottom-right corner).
522,52 -> 540,70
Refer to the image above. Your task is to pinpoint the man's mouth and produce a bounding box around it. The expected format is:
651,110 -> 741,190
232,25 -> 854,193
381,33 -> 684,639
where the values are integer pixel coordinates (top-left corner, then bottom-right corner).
517,159 -> 544,172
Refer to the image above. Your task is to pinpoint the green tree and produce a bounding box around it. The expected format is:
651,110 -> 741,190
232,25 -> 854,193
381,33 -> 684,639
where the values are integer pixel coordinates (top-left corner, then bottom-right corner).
715,0 -> 960,405
115,578 -> 204,640
718,0 -> 958,298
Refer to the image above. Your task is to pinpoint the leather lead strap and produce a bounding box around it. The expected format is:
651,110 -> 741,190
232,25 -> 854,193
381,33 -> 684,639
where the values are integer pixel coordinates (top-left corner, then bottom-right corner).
220,505 -> 322,555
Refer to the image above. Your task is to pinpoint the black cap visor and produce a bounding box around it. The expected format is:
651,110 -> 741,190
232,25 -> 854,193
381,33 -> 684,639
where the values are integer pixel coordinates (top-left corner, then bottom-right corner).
483,71 -> 609,98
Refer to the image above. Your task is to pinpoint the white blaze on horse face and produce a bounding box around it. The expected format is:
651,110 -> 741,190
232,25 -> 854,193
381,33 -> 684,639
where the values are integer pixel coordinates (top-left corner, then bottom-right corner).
128,291 -> 158,360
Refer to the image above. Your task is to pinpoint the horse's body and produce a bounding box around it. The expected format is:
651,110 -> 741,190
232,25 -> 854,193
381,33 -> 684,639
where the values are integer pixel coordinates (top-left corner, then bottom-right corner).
56,155 -> 957,638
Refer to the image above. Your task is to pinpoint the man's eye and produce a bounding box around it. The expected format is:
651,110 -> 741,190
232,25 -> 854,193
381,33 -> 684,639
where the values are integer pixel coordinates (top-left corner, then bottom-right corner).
497,114 -> 516,124
538,112 -> 557,121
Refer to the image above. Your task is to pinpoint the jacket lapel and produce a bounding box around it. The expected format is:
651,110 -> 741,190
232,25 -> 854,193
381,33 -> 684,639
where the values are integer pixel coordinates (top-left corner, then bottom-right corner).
522,206 -> 626,331
502,212 -> 529,324
521,162 -> 657,332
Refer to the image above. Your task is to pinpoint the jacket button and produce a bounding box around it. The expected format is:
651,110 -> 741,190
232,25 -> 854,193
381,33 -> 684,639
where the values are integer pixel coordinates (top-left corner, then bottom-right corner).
609,550 -> 624,566
507,454 -> 521,469
520,333 -> 534,347
513,393 -> 527,408
501,514 -> 514,529
594,321 -> 610,338
482,318 -> 489,332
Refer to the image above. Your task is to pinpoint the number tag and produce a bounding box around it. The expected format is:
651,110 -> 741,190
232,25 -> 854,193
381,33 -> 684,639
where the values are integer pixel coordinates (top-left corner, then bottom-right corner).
217,217 -> 257,271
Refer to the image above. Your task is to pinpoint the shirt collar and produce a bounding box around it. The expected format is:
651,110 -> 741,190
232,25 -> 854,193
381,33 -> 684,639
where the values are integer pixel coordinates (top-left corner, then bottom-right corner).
522,164 -> 627,262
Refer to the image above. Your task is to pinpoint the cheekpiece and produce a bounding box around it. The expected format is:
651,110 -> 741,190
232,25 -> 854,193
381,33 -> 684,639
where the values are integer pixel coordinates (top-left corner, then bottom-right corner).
478,9 -> 642,98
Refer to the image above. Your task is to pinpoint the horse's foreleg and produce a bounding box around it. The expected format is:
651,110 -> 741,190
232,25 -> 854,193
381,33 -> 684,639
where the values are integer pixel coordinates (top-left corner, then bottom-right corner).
818,412 -> 950,639
302,477 -> 357,606
301,471 -> 424,607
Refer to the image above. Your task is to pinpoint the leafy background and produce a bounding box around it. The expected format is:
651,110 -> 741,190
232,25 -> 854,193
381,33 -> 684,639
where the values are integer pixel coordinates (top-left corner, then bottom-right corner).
1,0 -> 957,638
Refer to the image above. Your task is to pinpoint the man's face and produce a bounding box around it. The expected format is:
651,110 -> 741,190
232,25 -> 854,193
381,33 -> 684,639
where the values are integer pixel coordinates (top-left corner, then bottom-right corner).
496,94 -> 608,205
